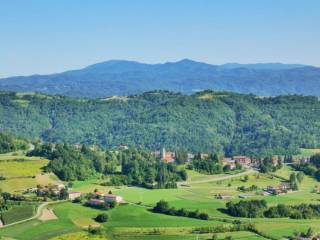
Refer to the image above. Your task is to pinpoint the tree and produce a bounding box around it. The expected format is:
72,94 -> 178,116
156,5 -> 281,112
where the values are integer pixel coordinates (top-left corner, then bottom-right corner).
296,172 -> 304,183
289,173 -> 296,183
59,188 -> 68,200
223,164 -> 231,172
153,200 -> 169,213
67,182 -> 73,189
176,208 -> 187,217
175,150 -> 188,165
311,154 -> 320,168
95,213 -> 109,223
305,227 -> 314,238
243,175 -> 249,182
198,212 -> 209,220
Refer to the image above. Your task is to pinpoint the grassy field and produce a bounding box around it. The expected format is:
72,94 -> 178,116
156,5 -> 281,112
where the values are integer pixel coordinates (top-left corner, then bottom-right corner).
296,148 -> 320,157
49,232 -> 106,240
0,152 -> 59,193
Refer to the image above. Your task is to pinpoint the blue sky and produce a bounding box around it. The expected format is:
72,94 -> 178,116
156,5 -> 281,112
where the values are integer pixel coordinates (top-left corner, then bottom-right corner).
1,0 -> 320,77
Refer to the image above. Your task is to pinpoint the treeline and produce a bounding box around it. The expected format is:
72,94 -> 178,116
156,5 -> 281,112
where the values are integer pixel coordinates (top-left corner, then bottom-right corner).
0,132 -> 28,154
28,143 -> 97,180
189,153 -> 225,174
226,200 -> 320,219
152,200 -> 209,220
1,91 -> 320,156
296,154 -> 320,181
105,148 -> 187,189
28,144 -> 186,188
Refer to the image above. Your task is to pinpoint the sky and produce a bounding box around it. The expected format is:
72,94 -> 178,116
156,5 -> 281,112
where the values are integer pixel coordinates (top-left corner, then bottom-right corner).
1,0 -> 320,77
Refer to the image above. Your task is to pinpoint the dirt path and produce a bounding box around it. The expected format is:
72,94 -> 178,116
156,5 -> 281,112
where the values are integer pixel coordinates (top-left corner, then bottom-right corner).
38,208 -> 57,221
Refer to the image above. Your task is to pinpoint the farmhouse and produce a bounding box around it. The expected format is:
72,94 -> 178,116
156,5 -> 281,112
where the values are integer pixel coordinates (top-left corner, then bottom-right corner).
26,187 -> 38,193
104,194 -> 123,203
187,153 -> 194,162
266,186 -> 276,193
88,199 -> 105,206
200,153 -> 209,159
68,192 -> 81,200
119,144 -> 129,150
233,156 -> 251,166
92,192 -> 105,198
54,184 -> 65,190
278,182 -> 290,192
222,157 -> 236,170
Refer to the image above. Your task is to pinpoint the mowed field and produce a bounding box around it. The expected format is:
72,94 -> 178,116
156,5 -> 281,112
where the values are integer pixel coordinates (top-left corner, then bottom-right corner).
1,152 -> 320,239
296,148 -> 320,158
0,151 -> 60,193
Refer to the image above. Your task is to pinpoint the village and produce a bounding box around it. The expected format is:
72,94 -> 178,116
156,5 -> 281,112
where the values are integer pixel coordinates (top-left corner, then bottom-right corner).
20,145 -> 314,207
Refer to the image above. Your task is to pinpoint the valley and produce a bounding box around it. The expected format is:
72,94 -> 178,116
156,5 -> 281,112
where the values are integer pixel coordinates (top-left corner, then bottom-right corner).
1,148 -> 320,239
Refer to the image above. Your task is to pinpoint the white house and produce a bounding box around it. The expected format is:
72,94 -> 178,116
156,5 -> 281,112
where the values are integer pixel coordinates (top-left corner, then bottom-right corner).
68,192 -> 81,200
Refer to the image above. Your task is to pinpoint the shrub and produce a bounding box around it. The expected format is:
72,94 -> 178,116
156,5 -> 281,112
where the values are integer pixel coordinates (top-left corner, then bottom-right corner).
95,213 -> 108,223
199,212 -> 209,220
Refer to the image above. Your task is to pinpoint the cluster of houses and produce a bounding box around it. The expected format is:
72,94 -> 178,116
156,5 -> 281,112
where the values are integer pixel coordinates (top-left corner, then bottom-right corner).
153,147 -> 253,169
26,184 -> 124,205
26,183 -> 81,200
222,156 -> 252,169
261,182 -> 292,195
87,191 -> 124,207
216,182 -> 295,200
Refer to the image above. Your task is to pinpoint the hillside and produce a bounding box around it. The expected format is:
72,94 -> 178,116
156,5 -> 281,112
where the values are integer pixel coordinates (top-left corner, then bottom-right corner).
1,59 -> 320,98
0,90 -> 320,156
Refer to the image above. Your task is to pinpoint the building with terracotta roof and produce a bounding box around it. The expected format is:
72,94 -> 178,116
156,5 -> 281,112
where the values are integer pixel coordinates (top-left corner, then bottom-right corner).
233,156 -> 251,166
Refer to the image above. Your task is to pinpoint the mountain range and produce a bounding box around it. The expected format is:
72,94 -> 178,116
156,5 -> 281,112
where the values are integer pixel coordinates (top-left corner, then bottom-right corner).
1,59 -> 320,98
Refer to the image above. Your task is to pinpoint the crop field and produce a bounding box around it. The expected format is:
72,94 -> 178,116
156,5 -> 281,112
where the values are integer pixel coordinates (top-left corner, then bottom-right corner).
49,232 -> 106,240
0,152 -> 59,193
0,205 -> 35,225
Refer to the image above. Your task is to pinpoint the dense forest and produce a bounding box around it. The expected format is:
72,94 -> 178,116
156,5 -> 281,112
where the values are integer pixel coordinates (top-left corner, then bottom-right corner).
1,90 -> 320,156
0,132 -> 28,154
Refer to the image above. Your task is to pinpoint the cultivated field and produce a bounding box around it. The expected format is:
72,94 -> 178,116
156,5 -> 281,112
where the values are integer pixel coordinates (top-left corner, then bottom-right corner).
0,152 -> 59,193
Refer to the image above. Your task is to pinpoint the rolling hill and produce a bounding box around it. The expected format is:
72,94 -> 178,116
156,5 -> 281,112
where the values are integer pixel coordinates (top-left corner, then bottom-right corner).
0,59 -> 320,98
0,90 -> 320,156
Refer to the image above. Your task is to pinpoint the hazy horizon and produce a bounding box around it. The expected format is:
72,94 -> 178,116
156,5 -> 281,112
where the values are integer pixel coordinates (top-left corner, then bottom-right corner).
0,58 -> 315,78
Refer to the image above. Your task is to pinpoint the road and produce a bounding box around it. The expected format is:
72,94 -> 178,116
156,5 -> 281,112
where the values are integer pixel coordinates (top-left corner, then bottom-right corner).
178,168 -> 256,187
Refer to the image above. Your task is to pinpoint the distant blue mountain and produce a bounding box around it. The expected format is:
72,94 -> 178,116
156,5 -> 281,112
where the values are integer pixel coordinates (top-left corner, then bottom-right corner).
0,59 -> 319,97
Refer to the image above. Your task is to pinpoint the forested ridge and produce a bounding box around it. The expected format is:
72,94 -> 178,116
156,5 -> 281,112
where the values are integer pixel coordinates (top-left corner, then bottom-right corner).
0,90 -> 320,156
1,59 -> 320,97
